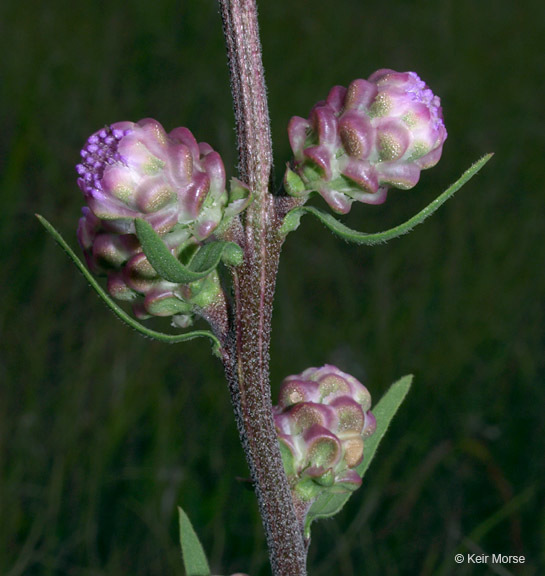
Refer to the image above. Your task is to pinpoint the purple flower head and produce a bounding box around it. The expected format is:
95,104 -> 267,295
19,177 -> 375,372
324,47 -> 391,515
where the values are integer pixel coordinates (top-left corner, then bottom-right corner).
274,365 -> 376,501
287,69 -> 447,214
76,118 -> 228,240
76,119 -> 235,322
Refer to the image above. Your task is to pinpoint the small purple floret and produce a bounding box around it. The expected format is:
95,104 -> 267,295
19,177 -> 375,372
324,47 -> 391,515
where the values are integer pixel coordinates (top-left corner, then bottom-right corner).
76,122 -> 131,201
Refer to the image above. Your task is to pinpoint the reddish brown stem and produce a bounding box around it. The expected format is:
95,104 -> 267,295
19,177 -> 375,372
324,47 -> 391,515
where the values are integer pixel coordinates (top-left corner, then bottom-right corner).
217,0 -> 307,574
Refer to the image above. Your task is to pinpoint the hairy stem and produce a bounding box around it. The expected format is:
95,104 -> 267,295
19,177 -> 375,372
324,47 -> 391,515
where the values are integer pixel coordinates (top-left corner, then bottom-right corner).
218,0 -> 307,574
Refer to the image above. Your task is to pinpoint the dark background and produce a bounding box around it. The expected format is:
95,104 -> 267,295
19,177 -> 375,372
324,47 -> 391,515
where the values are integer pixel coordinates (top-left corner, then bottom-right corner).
1,0 -> 544,575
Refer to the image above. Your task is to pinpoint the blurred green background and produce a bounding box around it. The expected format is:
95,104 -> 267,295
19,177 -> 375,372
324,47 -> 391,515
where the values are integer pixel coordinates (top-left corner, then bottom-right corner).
1,0 -> 544,574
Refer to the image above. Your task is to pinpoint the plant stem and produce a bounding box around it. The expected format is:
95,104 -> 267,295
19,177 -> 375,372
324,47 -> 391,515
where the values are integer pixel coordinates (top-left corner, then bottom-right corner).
218,0 -> 307,574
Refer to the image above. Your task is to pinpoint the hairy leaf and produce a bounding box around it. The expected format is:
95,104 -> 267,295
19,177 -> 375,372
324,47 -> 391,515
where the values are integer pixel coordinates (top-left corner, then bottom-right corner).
135,218 -> 242,283
304,374 -> 413,538
281,154 -> 493,243
36,215 -> 221,353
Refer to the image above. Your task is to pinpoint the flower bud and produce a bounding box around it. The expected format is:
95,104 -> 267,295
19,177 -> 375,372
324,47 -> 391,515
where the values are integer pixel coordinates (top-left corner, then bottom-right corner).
287,69 -> 447,213
76,119 -> 236,321
274,365 -> 376,502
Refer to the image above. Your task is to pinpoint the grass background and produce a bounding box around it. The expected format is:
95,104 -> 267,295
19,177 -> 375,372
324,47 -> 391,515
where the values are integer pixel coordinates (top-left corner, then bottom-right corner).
1,0 -> 544,574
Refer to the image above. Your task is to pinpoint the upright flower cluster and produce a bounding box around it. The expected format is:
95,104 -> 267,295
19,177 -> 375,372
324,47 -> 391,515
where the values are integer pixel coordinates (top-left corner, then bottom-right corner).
274,365 -> 376,502
76,118 -> 241,323
287,69 -> 447,213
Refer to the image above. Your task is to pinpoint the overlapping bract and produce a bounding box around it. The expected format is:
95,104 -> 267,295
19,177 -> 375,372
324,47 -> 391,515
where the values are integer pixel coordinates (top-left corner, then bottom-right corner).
76,118 -> 240,323
287,69 -> 447,213
274,365 -> 376,501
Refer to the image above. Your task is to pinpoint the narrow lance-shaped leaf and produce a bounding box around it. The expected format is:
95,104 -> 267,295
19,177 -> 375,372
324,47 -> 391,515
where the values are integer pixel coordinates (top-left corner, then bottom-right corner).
281,154 -> 493,243
178,507 -> 211,576
303,374 -> 413,538
36,215 -> 221,353
356,374 -> 412,478
135,218 -> 242,283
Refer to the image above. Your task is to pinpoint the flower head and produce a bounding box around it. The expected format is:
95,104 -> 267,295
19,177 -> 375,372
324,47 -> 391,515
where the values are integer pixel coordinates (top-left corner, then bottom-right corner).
76,119 -> 236,322
76,118 -> 228,240
287,69 -> 447,213
274,365 -> 376,502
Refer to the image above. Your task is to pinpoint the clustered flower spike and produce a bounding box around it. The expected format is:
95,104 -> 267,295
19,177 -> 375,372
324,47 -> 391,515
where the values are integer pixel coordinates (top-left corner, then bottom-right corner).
287,69 -> 447,214
274,365 -> 376,503
76,118 -> 245,323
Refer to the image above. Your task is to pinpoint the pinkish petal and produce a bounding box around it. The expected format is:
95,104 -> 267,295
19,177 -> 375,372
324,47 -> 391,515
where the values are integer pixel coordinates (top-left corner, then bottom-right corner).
335,469 -> 362,488
135,178 -> 176,214
169,126 -> 200,159
303,424 -> 342,469
169,144 -> 193,185
86,189 -> 140,220
101,165 -> 139,205
376,162 -> 421,190
303,145 -> 332,179
415,142 -> 444,169
341,159 -> 379,194
117,133 -> 164,173
350,186 -> 388,205
339,111 -> 374,158
363,411 -> 377,437
278,378 -> 321,407
375,119 -> 411,161
325,85 -> 347,113
136,118 -> 169,158
107,271 -> 138,301
319,186 -> 352,214
288,116 -> 310,157
368,68 -> 412,87
344,79 -> 378,111
92,233 -> 133,268
144,208 -> 179,235
201,150 -> 226,194
311,105 -> 338,147
77,207 -> 101,250
178,171 -> 210,221
289,403 -> 335,433
329,398 -> 365,434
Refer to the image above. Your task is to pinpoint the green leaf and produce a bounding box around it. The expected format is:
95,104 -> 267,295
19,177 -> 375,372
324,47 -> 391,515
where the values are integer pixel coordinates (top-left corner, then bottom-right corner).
356,374 -> 412,478
281,154 -> 493,243
303,374 -> 413,538
178,507 -> 211,576
135,218 -> 242,283
36,215 -> 221,354
190,239 -> 243,270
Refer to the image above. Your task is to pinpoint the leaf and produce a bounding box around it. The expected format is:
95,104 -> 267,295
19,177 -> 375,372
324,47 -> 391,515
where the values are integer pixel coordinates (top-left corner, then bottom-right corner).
281,154 -> 493,244
356,374 -> 412,478
303,374 -> 413,538
36,215 -> 221,354
178,507 -> 211,576
135,218 -> 242,283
